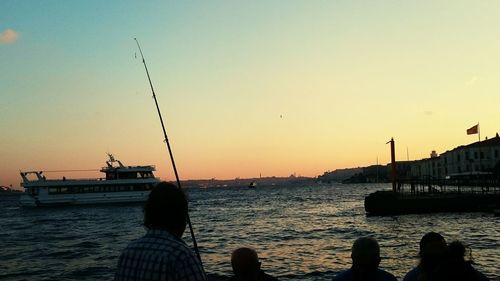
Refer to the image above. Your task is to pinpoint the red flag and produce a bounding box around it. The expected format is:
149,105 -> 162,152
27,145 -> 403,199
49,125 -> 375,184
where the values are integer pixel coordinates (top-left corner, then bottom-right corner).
467,124 -> 478,135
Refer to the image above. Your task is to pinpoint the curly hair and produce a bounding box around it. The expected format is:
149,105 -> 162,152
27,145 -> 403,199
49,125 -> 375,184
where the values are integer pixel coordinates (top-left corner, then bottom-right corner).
143,182 -> 188,231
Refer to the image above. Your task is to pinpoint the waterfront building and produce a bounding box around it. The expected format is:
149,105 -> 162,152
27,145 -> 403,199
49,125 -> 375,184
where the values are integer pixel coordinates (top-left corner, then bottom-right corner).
410,134 -> 500,179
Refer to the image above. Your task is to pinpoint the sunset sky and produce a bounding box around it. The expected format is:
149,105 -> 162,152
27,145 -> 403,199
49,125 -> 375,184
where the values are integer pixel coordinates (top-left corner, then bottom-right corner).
1,1 -> 500,188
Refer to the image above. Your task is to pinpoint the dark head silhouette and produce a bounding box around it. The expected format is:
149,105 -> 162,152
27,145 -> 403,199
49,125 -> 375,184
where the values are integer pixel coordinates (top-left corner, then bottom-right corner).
351,237 -> 381,277
418,232 -> 447,269
231,247 -> 261,281
432,241 -> 487,281
143,182 -> 187,238
333,237 -> 397,281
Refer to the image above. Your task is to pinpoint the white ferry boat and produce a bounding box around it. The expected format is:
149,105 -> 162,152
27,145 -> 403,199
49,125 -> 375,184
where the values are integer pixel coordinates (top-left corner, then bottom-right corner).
19,154 -> 160,207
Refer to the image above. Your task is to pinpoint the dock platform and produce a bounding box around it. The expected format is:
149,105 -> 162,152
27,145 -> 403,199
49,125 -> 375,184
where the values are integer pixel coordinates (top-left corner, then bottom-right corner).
365,177 -> 500,215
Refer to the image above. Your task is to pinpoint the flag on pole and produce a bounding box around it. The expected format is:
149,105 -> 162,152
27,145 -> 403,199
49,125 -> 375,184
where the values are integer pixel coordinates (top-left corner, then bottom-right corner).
466,124 -> 479,135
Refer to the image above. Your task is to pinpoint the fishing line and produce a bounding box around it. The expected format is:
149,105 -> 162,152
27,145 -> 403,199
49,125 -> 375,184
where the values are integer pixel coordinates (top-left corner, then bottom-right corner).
134,38 -> 206,275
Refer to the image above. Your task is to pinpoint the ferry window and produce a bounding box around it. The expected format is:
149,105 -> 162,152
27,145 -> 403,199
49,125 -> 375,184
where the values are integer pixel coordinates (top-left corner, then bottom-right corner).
495,150 -> 499,158
457,154 -> 460,161
119,173 -> 136,179
480,151 -> 484,159
133,185 -> 146,191
474,152 -> 478,159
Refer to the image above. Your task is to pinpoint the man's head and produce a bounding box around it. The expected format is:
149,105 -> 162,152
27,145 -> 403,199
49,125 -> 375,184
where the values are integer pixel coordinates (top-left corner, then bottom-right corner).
419,232 -> 446,263
231,247 -> 261,281
350,237 -> 381,276
143,182 -> 188,237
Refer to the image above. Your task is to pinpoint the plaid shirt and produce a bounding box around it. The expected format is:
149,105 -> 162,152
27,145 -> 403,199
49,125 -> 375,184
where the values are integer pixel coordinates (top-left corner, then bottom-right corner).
115,229 -> 206,281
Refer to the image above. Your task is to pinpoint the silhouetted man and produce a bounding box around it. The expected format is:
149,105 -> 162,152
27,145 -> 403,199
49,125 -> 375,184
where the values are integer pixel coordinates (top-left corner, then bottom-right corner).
332,237 -> 397,281
403,232 -> 447,281
228,247 -> 279,281
115,182 -> 206,281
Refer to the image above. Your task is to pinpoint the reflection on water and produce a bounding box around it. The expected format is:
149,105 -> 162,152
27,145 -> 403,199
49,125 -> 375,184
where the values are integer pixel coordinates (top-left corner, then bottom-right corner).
0,183 -> 498,281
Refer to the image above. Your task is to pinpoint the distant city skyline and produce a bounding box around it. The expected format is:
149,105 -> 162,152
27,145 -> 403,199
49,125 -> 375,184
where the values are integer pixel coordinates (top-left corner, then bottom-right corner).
2,1 -> 500,187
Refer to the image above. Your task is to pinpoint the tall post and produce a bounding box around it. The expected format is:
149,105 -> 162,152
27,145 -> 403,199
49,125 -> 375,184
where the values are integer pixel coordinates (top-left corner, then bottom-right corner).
478,123 -> 482,172
478,122 -> 481,142
387,138 -> 397,192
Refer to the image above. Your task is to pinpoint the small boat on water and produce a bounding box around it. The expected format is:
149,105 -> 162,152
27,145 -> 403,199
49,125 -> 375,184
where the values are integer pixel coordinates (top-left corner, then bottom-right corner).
248,182 -> 257,189
19,154 -> 160,207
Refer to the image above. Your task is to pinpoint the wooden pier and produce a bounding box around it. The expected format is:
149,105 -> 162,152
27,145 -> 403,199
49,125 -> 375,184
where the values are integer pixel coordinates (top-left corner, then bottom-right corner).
396,176 -> 500,195
365,176 -> 500,215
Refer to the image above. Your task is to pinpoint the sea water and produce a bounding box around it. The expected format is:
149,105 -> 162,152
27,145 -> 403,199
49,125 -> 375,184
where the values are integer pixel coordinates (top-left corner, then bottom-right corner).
1,183 -> 498,281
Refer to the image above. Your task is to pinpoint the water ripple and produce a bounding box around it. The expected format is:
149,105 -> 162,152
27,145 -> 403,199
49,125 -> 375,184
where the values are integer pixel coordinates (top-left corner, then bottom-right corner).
1,184 -> 499,281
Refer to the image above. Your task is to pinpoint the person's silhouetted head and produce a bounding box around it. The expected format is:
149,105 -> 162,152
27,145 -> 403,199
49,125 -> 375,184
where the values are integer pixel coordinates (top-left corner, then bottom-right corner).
231,247 -> 261,281
350,237 -> 381,278
143,182 -> 187,238
432,241 -> 477,281
418,232 -> 447,270
446,241 -> 469,263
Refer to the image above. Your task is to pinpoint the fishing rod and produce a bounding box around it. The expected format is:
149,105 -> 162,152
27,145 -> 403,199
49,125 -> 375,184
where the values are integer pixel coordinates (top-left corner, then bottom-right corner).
134,38 -> 205,272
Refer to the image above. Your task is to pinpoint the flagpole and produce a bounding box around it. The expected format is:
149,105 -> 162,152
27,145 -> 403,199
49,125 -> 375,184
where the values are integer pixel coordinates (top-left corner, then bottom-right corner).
478,122 -> 480,142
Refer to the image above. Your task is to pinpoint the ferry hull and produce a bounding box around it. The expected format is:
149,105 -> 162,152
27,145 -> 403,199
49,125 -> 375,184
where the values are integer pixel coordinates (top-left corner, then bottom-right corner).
19,191 -> 150,207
